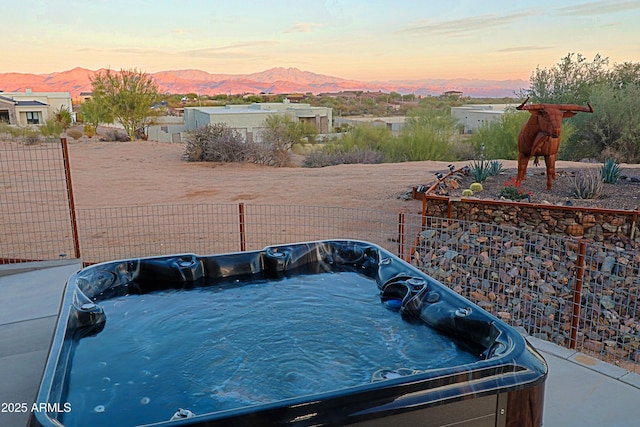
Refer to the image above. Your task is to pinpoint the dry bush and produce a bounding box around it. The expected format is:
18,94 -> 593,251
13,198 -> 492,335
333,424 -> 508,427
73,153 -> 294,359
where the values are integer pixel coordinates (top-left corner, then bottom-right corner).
183,123 -> 261,163
66,129 -> 83,140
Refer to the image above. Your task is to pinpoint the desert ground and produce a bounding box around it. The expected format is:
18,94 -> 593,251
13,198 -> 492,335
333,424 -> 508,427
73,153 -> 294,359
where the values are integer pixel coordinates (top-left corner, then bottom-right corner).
65,140 -> 638,213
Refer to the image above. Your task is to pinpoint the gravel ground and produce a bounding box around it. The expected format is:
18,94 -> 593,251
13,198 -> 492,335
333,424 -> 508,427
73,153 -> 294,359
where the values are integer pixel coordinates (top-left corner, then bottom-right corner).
443,165 -> 640,211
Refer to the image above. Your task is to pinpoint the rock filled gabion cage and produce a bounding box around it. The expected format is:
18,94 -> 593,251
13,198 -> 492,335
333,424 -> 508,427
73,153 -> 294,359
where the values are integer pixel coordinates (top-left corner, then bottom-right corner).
411,217 -> 640,371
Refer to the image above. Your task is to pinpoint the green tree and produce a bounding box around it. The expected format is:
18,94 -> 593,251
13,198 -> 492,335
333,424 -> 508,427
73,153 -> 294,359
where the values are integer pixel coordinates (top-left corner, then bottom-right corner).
80,97 -> 113,136
564,81 -> 640,162
520,52 -> 609,104
90,68 -> 160,141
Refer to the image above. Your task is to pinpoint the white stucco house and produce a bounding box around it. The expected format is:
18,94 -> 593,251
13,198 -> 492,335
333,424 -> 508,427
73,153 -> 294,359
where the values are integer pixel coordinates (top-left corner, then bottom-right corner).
149,101 -> 333,143
451,104 -> 514,134
0,89 -> 73,126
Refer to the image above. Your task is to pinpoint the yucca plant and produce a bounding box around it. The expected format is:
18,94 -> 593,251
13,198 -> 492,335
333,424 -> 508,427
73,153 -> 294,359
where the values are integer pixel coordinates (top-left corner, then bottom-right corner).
487,160 -> 504,176
600,158 -> 622,184
468,159 -> 491,183
572,171 -> 602,199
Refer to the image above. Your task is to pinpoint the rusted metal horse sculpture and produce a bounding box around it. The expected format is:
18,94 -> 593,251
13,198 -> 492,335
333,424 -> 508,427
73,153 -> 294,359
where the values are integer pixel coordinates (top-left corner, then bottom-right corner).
516,97 -> 593,190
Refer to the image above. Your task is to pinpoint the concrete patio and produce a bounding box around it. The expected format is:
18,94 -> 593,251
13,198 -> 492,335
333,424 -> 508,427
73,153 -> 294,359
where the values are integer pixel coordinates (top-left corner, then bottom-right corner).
2,261 -> 640,427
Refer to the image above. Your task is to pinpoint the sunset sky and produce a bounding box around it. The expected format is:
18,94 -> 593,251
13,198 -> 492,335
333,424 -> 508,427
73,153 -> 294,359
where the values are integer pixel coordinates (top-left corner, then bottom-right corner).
3,0 -> 639,81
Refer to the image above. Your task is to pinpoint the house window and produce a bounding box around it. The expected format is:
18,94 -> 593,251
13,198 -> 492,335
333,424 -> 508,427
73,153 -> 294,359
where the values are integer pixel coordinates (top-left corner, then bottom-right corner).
26,111 -> 40,124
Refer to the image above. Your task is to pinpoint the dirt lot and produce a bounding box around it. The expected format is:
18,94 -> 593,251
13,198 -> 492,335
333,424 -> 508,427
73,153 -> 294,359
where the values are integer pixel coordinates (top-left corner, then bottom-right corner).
65,140 -> 640,213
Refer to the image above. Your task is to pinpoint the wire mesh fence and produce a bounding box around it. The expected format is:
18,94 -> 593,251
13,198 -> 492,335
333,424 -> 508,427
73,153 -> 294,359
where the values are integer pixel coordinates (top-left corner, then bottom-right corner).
75,204 -> 413,264
574,244 -> 640,371
77,204 -> 241,263
0,139 -> 77,263
408,216 -> 640,373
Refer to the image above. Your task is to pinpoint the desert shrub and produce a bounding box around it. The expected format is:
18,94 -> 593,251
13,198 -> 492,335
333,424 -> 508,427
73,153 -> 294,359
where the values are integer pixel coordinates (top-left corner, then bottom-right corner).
0,122 -> 13,138
499,177 -> 532,201
447,138 -> 476,160
389,110 -> 456,161
83,124 -> 96,138
560,81 -> 640,162
102,129 -> 129,142
39,119 -> 64,138
54,106 -> 73,130
183,123 -> 259,163
336,123 -> 392,154
302,151 -> 337,167
260,115 -> 316,166
572,171 -> 602,199
66,128 -> 83,140
470,109 -> 527,160
302,149 -> 383,167
22,128 -> 42,145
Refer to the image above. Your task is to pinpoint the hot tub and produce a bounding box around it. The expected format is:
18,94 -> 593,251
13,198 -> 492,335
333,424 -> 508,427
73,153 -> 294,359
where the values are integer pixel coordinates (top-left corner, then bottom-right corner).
31,240 -> 546,427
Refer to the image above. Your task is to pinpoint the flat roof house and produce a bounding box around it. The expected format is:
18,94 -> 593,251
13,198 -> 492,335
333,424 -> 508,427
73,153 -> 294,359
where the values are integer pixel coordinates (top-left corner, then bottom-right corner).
450,104 -> 514,134
182,100 -> 332,143
0,89 -> 73,126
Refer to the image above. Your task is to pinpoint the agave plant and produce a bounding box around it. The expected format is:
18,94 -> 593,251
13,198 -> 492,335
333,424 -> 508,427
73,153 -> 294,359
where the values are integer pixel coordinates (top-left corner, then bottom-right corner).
487,160 -> 504,176
468,160 -> 491,183
572,171 -> 602,199
600,158 -> 622,184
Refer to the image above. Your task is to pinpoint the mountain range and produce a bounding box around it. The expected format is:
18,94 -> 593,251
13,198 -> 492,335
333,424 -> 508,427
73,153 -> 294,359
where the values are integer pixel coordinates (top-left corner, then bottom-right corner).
0,67 -> 528,98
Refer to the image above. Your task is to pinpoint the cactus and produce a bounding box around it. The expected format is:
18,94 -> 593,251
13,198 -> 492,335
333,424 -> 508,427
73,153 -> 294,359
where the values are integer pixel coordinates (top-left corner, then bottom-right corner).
470,182 -> 483,192
462,189 -> 474,196
600,158 -> 622,184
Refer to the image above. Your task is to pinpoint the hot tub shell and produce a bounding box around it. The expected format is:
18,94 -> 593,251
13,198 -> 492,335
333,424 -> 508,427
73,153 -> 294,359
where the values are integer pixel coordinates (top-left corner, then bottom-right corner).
30,240 -> 547,427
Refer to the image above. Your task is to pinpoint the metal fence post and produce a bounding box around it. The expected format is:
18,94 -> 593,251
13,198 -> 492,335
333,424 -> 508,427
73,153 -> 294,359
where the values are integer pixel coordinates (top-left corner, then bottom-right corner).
61,138 -> 82,259
570,240 -> 587,349
398,212 -> 405,260
238,203 -> 246,252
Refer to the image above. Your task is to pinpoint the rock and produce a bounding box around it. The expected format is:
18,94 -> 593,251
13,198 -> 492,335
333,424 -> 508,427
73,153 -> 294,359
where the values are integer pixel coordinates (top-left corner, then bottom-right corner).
537,282 -> 556,295
443,249 -> 458,260
600,295 -> 616,310
566,224 -> 584,236
421,229 -> 437,239
497,311 -> 512,320
601,256 -> 616,274
505,246 -> 523,256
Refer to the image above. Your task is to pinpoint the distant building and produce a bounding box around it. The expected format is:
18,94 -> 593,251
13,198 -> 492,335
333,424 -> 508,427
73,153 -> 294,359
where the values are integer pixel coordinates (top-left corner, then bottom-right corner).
0,89 -> 73,126
442,90 -> 463,98
148,101 -> 332,143
450,104 -> 514,133
334,116 -> 407,133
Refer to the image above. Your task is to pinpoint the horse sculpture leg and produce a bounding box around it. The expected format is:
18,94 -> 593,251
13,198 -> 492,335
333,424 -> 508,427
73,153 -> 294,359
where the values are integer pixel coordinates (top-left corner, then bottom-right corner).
544,154 -> 557,190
